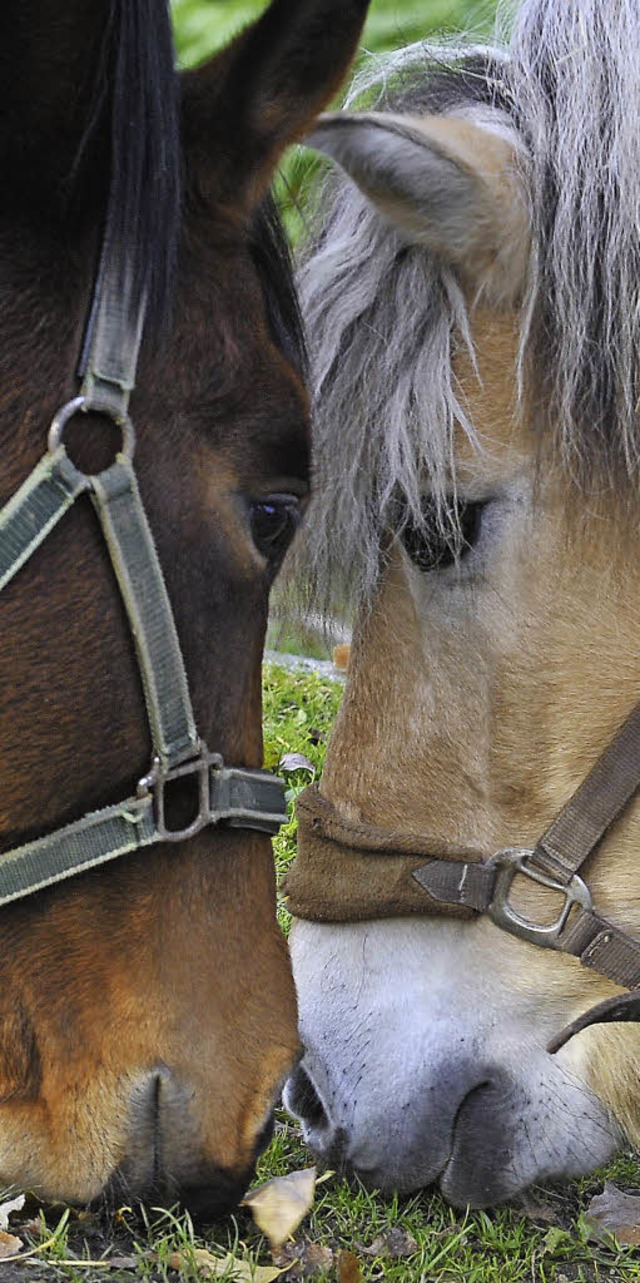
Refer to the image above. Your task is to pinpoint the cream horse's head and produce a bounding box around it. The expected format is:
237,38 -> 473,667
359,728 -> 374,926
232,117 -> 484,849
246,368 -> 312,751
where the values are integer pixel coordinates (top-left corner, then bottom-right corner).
284,0 -> 640,1207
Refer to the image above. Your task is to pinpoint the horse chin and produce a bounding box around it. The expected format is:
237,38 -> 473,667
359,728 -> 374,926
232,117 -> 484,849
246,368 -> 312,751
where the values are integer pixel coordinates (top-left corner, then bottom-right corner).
98,1069 -> 259,1217
438,1074 -> 619,1209
101,1161 -> 253,1222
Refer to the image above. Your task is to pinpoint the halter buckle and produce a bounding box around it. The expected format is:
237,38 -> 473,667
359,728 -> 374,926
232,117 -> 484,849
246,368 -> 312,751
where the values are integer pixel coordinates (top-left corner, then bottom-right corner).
487,847 -> 592,947
137,751 -> 220,842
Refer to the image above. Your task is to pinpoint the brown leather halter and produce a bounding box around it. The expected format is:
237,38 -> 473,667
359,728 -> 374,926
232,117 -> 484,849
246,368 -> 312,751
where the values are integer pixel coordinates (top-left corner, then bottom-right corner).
287,697 -> 640,1050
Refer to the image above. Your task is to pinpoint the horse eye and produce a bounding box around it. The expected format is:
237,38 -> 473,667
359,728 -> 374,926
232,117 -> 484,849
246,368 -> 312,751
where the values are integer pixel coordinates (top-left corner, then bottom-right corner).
400,499 -> 485,573
249,494 -> 301,563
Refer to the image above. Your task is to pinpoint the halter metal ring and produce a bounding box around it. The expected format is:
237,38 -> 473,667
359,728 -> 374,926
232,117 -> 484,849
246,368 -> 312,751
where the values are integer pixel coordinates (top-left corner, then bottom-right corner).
48,395 -> 135,460
487,847 -> 593,947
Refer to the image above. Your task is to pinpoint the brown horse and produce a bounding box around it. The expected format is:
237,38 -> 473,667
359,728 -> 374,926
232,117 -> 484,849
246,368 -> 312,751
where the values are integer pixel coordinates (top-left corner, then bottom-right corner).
285,0 -> 640,1208
0,0 -> 368,1214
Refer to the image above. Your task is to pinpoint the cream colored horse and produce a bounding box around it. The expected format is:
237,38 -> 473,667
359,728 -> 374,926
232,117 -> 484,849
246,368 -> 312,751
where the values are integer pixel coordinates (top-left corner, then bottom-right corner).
284,0 -> 640,1206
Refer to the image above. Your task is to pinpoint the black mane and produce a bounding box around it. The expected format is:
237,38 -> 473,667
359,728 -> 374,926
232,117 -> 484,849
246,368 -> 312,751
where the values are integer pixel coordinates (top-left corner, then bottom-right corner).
110,0 -> 181,325
76,0 -> 181,333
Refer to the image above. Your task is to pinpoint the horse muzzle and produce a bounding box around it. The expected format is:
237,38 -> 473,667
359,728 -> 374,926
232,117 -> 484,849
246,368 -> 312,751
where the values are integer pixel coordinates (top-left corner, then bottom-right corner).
102,1066 -> 268,1218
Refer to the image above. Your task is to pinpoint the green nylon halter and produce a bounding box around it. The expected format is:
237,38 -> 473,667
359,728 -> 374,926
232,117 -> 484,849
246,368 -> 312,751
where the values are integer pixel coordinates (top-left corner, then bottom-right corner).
0,242 -> 288,908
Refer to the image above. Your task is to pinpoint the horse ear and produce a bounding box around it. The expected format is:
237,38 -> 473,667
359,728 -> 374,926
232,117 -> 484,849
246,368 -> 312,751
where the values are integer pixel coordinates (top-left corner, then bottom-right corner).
306,111 -> 530,304
182,0 -> 370,212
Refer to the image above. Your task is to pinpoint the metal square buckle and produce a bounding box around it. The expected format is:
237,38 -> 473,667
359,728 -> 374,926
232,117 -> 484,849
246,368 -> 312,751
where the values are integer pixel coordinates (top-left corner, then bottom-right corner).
137,752 -> 218,842
487,847 -> 593,947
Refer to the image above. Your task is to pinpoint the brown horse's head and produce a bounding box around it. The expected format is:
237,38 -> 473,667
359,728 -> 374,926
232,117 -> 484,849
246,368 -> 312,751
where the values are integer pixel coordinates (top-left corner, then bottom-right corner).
0,0 -> 368,1213
285,1 -> 640,1207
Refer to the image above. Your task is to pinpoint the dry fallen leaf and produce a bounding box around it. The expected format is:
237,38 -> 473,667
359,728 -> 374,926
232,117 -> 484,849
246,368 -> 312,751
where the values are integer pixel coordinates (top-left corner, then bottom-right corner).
21,1219 -> 44,1241
168,1247 -> 287,1281
0,1229 -> 23,1258
243,1168 -> 316,1250
336,1250 -> 363,1283
0,1194 -> 25,1231
272,1239 -> 333,1278
359,1228 -> 418,1258
586,1181 -> 640,1245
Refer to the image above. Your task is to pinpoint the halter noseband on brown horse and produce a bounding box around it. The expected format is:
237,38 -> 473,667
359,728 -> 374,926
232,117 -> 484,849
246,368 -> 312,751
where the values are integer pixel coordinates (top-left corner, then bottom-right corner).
0,226 -> 288,909
287,697 -> 640,1049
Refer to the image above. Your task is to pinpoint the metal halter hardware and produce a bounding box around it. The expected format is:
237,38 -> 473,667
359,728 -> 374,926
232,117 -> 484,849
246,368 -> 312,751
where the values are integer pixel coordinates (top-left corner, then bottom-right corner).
0,238 -> 288,909
486,848 -> 593,948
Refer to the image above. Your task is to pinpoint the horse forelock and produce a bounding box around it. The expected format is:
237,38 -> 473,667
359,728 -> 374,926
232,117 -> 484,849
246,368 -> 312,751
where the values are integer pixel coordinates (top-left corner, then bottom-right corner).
72,0 -> 181,335
293,50 -> 496,615
295,0 -> 640,614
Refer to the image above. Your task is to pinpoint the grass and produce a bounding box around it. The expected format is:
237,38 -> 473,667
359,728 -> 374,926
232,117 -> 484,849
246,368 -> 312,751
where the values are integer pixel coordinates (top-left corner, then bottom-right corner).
8,1150 -> 640,1283
263,663 -> 343,931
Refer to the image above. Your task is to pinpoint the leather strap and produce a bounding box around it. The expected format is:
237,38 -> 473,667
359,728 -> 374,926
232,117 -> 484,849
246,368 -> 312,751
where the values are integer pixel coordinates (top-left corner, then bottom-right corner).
0,237 -> 289,902
532,700 -> 640,885
78,234 -> 145,421
548,989 -> 640,1053
412,705 -> 640,1002
413,860 -> 640,989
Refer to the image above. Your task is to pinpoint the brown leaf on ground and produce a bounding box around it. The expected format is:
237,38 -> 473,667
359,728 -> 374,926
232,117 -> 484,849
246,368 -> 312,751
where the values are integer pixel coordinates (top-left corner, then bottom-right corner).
0,1229 -> 23,1258
21,1218 -> 45,1238
167,1247 -> 287,1280
336,1249 -> 363,1283
243,1168 -> 316,1250
358,1228 -> 418,1258
272,1239 -> 334,1278
585,1181 -> 640,1245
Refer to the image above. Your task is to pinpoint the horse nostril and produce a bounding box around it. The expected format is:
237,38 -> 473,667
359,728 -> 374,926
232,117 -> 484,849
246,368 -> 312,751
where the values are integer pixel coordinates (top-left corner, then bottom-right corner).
285,1064 -> 330,1132
285,1063 -> 350,1169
